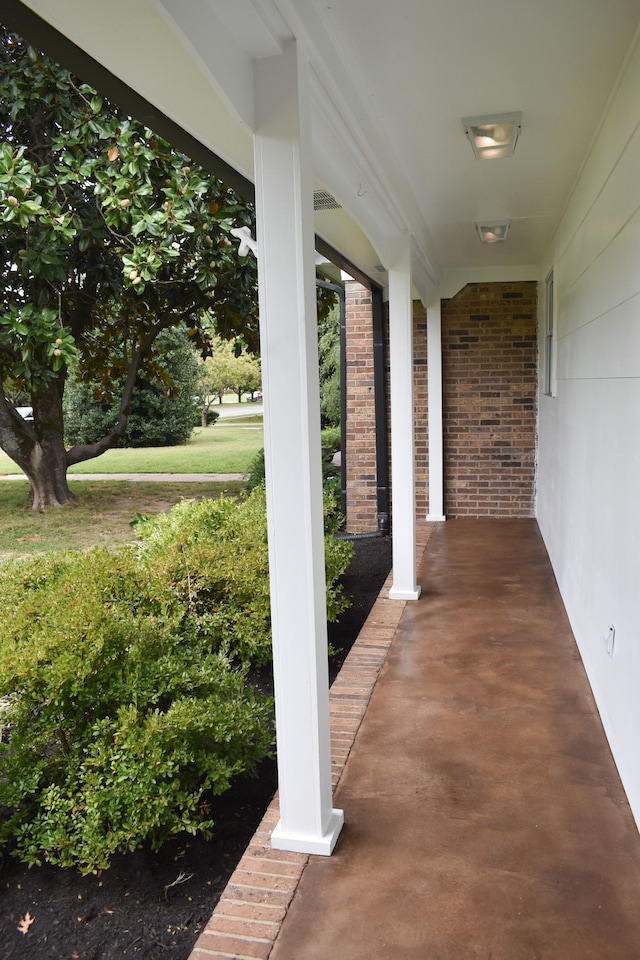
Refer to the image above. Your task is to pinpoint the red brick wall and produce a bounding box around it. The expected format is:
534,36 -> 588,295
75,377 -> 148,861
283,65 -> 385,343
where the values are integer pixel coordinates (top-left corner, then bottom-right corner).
344,281 -> 378,534
440,281 -> 537,517
346,280 -> 537,528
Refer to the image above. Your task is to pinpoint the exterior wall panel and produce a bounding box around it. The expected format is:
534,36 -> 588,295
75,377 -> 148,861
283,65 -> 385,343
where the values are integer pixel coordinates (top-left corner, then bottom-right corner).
537,34 -> 640,828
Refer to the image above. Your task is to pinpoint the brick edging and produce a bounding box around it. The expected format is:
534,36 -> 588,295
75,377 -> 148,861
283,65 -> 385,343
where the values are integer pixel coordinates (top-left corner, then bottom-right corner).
188,525 -> 435,960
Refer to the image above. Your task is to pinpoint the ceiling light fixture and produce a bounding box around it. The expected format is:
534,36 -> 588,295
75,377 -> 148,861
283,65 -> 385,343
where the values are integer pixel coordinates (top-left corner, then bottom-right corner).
476,220 -> 511,243
462,112 -> 522,159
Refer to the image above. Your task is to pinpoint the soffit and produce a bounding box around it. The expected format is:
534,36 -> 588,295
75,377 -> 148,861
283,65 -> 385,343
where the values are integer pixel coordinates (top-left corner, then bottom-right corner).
7,0 -> 640,294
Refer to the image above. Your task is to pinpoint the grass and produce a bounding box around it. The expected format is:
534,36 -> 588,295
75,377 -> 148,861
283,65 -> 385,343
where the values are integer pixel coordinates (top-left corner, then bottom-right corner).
0,415 -> 264,477
0,479 -> 247,558
0,411 -> 263,558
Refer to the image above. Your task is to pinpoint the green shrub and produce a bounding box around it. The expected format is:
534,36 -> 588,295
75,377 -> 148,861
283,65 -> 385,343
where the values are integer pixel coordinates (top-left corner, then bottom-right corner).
195,407 -> 220,427
0,486 -> 351,872
64,326 -> 199,448
135,485 -> 352,664
248,441 -> 343,510
0,545 -> 272,873
320,426 -> 341,452
246,446 -> 265,491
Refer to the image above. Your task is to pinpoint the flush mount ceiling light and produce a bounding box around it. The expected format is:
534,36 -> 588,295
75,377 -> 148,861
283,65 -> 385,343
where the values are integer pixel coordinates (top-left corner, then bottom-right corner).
476,220 -> 511,243
462,112 -> 522,159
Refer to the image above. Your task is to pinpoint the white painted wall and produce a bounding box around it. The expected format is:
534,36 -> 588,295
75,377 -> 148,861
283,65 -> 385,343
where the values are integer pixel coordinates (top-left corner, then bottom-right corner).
536,29 -> 640,828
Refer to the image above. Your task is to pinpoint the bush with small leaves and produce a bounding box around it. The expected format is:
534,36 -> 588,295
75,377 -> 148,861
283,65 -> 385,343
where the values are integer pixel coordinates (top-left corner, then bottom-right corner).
320,426 -> 341,453
0,486 -> 351,872
0,545 -> 272,872
246,446 -> 265,491
135,485 -> 352,666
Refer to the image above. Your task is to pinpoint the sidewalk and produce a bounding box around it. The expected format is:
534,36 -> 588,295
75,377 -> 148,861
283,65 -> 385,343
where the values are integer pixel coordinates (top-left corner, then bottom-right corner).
0,473 -> 247,482
190,518 -> 640,960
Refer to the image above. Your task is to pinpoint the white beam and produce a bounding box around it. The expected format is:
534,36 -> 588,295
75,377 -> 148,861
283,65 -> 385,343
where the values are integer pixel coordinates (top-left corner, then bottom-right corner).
388,240 -> 421,601
427,301 -> 446,521
253,38 -> 343,856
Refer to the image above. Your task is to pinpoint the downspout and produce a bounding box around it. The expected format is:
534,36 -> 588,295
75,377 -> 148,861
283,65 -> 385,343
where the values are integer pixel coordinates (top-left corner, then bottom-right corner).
372,286 -> 390,533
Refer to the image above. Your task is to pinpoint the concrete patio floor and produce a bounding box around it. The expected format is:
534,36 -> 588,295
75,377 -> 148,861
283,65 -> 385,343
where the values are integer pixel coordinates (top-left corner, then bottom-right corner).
191,519 -> 640,960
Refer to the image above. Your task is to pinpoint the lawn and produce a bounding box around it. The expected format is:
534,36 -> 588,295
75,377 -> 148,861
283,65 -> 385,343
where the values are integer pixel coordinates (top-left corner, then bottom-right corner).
0,413 -> 264,477
0,479 -> 247,558
0,413 -> 263,558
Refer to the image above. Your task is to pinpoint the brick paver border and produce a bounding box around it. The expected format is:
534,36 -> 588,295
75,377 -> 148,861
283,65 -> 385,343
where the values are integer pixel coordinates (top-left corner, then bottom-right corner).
189,524 -> 435,960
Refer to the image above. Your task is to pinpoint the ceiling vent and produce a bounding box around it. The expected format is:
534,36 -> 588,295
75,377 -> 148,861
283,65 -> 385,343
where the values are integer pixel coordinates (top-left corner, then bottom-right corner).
313,190 -> 342,211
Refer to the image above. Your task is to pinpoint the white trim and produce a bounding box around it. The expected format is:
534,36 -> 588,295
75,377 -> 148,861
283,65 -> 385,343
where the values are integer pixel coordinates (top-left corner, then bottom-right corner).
427,300 -> 446,522
253,39 -> 343,856
271,809 -> 345,856
388,238 -> 421,602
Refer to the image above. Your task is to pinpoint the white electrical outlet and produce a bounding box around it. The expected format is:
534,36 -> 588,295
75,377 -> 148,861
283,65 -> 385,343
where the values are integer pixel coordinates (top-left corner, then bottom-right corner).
604,625 -> 615,658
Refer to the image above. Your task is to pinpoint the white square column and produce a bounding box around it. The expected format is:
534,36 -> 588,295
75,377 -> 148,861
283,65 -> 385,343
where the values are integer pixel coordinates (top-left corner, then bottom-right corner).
388,242 -> 421,601
427,300 -> 446,521
253,39 -> 343,855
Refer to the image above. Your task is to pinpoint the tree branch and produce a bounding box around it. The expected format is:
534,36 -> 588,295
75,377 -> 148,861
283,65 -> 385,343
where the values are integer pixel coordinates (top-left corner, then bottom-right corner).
65,314 -> 178,466
0,377 -> 36,472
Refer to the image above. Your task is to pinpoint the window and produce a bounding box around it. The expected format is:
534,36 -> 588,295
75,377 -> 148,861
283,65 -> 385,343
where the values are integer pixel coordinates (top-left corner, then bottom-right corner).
544,270 -> 555,396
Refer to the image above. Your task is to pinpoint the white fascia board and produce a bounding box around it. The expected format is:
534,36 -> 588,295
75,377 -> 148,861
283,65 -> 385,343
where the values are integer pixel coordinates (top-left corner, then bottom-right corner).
411,245 -> 441,309
275,0 -> 440,288
155,0 -> 291,129
19,0 -> 257,183
219,0 -> 292,59
153,0 -> 256,128
311,98 -> 400,269
311,77 -> 441,296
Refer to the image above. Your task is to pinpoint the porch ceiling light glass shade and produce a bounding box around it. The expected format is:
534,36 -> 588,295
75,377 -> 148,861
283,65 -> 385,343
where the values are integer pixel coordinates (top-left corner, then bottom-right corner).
462,112 -> 522,159
476,220 -> 511,243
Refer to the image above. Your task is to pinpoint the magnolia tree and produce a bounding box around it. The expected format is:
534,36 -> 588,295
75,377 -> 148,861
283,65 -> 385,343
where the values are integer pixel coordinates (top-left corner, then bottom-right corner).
0,30 -> 258,508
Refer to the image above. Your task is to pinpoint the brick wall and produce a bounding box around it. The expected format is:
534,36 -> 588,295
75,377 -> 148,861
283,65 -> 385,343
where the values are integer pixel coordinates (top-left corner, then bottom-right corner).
346,280 -> 537,528
440,281 -> 537,517
344,281 -> 378,534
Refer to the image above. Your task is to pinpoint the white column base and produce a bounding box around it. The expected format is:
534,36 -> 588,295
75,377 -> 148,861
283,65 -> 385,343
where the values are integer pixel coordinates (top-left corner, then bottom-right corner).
271,808 -> 345,856
427,514 -> 446,522
389,585 -> 422,601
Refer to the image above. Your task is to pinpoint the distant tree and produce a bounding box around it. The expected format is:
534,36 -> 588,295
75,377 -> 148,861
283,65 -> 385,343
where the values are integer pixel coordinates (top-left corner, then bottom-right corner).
195,337 -> 261,424
0,29 -> 258,508
64,326 -> 200,447
229,351 -> 261,403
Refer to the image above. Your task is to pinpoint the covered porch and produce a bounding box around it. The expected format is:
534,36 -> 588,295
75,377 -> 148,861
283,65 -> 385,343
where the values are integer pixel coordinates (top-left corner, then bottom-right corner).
4,2 -> 640,952
191,518 -> 640,959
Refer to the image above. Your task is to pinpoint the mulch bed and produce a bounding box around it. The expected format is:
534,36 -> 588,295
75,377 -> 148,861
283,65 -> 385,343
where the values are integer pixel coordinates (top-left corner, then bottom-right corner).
0,534 -> 391,960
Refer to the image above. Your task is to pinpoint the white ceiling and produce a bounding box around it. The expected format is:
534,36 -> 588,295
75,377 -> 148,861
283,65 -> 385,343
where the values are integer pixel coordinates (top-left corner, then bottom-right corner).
10,0 -> 640,298
308,0 -> 640,275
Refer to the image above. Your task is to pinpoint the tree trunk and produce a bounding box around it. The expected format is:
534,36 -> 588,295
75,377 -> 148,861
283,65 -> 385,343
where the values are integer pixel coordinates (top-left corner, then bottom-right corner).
0,375 -> 76,509
25,447 -> 77,510
29,378 -> 77,508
